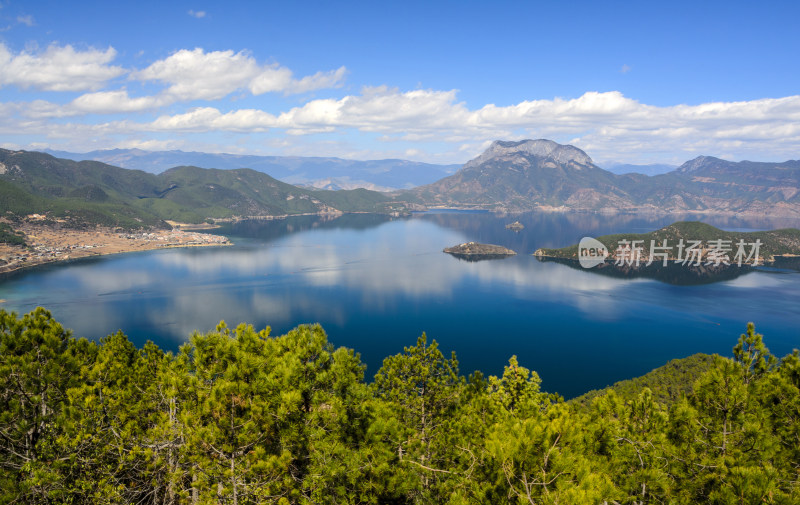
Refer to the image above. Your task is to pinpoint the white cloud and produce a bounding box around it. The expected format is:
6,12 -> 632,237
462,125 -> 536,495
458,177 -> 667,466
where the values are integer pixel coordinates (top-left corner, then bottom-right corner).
133,88 -> 645,136
140,90 -> 800,163
275,86 -> 470,131
132,48 -> 261,101
131,48 -> 346,100
0,43 -> 124,91
188,9 -> 206,18
3,54 -> 800,165
10,89 -> 752,162
149,107 -> 276,132
5,91 -> 170,118
69,89 -> 168,113
5,47 -> 348,118
246,64 -> 295,94
287,66 -> 348,94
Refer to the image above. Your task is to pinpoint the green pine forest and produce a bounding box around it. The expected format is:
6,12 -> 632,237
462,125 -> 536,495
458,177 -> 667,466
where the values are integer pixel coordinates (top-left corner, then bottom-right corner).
1,308 -> 799,504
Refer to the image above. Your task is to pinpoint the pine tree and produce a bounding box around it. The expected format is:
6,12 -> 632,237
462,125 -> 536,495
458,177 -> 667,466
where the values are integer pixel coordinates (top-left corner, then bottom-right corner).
0,307 -> 94,504
487,355 -> 544,418
373,334 -> 463,503
180,321 -> 290,504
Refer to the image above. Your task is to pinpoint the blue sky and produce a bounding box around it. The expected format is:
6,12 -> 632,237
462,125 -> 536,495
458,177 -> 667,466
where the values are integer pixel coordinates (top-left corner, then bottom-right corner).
1,0 -> 799,166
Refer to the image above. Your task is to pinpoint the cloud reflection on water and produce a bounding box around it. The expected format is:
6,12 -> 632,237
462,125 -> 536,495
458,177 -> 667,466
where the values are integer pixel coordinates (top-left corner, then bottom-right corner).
1,212 -> 797,355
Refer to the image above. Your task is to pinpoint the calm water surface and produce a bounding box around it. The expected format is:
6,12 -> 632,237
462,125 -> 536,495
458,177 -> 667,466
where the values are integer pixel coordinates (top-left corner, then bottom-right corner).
2,211 -> 799,398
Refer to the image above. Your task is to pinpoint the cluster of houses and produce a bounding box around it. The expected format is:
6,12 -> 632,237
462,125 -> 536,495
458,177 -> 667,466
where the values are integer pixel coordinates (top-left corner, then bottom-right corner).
119,230 -> 230,246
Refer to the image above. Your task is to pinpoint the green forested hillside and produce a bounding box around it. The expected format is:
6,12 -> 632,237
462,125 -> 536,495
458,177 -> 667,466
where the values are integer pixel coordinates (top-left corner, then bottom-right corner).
0,222 -> 26,245
0,177 -> 169,229
0,149 -> 402,228
1,308 -> 798,504
570,353 -> 718,409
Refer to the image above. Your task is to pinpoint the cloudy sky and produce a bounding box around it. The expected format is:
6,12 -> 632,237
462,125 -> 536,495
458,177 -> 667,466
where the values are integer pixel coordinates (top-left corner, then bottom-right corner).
1,0 -> 799,166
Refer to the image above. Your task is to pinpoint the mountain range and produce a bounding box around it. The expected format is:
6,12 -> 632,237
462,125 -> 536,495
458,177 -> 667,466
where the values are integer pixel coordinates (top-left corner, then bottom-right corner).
408,139 -> 800,217
45,148 -> 460,192
601,163 -> 676,176
2,139 -> 799,230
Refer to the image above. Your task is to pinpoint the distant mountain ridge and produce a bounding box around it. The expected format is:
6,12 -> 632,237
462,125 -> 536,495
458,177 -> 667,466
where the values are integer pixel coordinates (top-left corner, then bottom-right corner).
676,154 -> 800,175
602,163 -> 676,176
4,140 -> 800,228
45,148 -> 460,191
406,139 -> 800,217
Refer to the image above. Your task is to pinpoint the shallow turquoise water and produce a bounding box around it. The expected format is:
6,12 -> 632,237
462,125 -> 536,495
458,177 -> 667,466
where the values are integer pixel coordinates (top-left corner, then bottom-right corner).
2,211 -> 799,398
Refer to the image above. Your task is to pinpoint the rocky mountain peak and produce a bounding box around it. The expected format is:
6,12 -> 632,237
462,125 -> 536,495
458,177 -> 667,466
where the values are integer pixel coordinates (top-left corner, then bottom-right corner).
676,155 -> 722,173
465,139 -> 594,168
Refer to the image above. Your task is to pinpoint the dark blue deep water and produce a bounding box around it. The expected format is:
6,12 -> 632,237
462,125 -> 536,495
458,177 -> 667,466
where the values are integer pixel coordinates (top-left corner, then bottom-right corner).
2,211 -> 799,398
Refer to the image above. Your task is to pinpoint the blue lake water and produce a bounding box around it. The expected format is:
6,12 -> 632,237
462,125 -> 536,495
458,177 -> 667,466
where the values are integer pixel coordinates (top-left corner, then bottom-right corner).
2,211 -> 799,398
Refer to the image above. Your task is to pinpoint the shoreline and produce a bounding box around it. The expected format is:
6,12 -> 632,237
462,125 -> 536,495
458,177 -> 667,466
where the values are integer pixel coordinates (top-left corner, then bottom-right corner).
420,205 -> 800,219
0,225 -> 231,277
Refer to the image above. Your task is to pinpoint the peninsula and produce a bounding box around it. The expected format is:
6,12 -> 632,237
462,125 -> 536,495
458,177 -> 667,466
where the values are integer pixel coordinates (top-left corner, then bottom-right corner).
532,221 -> 800,284
533,221 -> 800,265
0,219 -> 230,276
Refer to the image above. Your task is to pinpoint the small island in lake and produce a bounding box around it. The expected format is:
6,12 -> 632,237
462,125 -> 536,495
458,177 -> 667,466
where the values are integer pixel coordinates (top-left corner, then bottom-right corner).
444,242 -> 517,262
505,221 -> 524,232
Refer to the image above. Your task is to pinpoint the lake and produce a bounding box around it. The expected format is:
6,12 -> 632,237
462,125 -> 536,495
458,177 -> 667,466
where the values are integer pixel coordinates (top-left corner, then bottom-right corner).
2,211 -> 799,398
